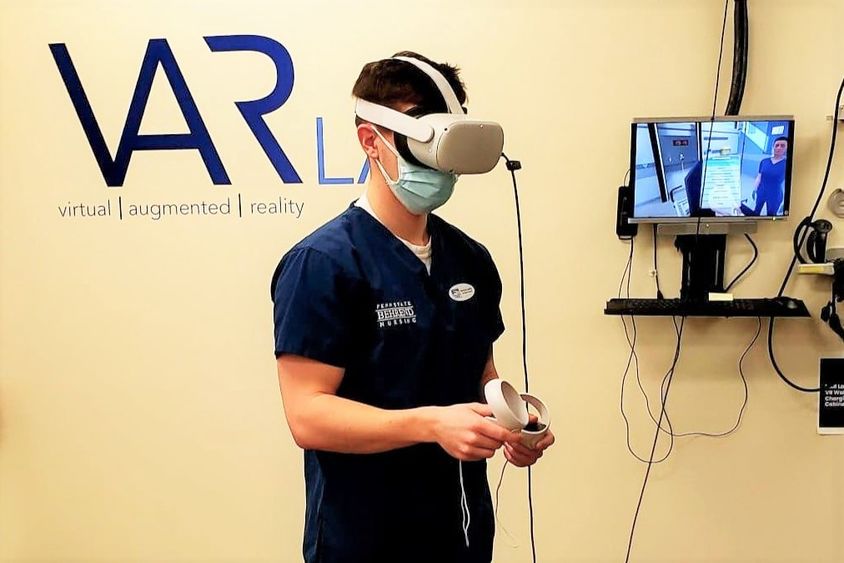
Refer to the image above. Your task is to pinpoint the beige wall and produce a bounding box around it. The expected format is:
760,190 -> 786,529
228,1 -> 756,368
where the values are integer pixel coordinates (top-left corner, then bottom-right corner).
1,1 -> 842,561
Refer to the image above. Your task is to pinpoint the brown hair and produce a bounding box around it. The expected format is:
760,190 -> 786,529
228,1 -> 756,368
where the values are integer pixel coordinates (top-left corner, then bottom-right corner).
352,51 -> 467,125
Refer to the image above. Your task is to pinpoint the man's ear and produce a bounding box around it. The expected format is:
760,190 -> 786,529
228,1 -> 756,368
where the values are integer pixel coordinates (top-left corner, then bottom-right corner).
357,124 -> 379,160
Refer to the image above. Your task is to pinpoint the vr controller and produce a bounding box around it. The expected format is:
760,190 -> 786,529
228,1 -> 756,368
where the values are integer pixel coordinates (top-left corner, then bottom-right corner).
483,379 -> 551,449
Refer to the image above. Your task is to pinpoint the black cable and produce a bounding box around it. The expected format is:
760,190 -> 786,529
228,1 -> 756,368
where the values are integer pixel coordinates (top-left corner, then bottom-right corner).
641,0 -> 728,435
623,309 -> 754,454
633,309 -> 758,439
618,239 -> 634,299
624,317 -> 686,563
776,80 -> 843,297
620,316 -> 677,464
624,8 -> 728,560
768,76 -> 844,394
652,224 -> 664,299
661,317 -> 759,438
725,0 -> 749,116
618,241 -> 682,464
619,243 -> 667,463
724,234 -> 759,292
502,152 -> 536,563
710,0 -> 730,124
692,0 -> 731,250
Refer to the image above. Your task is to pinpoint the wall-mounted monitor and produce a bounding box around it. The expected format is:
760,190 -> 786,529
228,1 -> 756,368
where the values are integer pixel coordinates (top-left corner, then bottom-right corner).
629,116 -> 794,223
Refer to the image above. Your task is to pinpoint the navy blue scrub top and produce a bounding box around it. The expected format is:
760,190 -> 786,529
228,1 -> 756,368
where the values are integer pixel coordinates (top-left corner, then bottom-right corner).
271,203 -> 505,563
758,157 -> 786,196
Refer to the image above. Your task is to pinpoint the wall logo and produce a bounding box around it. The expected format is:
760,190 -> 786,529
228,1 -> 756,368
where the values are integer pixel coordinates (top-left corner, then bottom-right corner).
49,35 -> 369,187
376,301 -> 417,328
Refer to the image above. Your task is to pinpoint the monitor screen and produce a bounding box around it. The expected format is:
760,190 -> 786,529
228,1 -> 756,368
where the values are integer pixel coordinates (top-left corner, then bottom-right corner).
629,117 -> 794,222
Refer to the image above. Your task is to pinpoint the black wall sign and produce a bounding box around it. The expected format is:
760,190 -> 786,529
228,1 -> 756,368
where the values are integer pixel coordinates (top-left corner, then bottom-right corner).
819,358 -> 844,434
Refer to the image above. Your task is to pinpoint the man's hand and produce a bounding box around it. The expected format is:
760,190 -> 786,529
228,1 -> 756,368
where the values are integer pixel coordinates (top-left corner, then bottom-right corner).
430,403 -> 519,461
503,415 -> 555,467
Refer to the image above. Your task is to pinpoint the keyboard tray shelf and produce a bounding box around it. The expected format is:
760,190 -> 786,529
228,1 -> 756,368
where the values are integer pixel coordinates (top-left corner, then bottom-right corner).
604,297 -> 811,318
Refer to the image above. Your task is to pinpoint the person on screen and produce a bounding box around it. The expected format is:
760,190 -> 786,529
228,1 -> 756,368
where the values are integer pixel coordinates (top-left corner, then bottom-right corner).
751,136 -> 788,216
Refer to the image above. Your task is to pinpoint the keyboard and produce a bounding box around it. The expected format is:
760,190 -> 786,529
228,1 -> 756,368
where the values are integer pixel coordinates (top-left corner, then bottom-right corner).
604,297 -> 811,318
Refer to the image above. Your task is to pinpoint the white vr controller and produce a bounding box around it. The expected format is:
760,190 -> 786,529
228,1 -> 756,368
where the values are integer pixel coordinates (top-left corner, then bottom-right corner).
483,379 -> 551,449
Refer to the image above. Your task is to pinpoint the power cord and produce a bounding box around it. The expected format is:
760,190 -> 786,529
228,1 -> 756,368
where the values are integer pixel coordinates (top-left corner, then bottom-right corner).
625,0 -> 729,467
502,152 -> 537,563
652,224 -> 664,299
619,242 -> 675,463
768,76 -> 844,394
652,317 -> 759,439
624,317 -> 686,563
701,0 -> 730,216
624,6 -> 728,561
689,0 -> 730,270
724,234 -> 759,292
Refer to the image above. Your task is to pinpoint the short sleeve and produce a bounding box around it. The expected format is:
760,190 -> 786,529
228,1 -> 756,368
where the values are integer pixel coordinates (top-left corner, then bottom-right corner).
489,264 -> 505,343
758,159 -> 765,174
478,244 -> 505,343
271,248 -> 354,367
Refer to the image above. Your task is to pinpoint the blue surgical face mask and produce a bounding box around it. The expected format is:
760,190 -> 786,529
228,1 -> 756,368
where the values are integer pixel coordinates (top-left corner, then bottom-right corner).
371,128 -> 458,215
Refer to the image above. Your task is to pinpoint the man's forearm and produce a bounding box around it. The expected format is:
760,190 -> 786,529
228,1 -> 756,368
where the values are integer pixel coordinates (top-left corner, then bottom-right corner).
287,392 -> 438,453
480,348 -> 499,392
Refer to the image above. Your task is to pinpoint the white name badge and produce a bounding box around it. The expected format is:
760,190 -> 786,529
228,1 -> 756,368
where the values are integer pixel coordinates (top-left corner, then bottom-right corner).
449,283 -> 475,302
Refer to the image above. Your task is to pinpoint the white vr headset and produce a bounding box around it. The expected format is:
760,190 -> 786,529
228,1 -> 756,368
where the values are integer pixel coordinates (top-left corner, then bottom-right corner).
354,56 -> 505,175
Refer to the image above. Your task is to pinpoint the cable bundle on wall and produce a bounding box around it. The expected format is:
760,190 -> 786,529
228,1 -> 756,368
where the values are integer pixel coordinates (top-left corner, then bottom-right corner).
725,0 -> 748,116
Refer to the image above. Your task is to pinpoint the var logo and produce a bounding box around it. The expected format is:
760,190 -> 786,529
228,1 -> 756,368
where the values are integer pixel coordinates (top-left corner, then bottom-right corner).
49,35 -> 368,187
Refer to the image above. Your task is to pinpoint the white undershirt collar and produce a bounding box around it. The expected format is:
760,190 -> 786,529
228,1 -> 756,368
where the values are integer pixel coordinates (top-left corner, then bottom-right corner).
355,193 -> 432,273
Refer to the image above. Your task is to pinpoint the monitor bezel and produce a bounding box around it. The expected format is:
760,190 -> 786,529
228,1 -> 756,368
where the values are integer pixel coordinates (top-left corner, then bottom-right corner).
628,115 -> 795,224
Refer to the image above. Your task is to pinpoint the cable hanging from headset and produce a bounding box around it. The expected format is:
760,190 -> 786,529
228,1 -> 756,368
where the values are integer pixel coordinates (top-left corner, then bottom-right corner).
502,152 -> 537,563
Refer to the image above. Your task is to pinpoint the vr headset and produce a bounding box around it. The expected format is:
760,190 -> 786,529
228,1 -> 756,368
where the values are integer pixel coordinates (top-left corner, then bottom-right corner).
354,56 -> 505,175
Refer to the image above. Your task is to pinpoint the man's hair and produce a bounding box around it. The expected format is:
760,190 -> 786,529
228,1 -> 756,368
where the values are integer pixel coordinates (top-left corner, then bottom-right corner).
352,51 -> 467,125
774,136 -> 788,143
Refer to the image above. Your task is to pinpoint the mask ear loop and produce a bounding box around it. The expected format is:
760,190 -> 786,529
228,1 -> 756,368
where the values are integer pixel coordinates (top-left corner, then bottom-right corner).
369,126 -> 401,184
370,126 -> 401,158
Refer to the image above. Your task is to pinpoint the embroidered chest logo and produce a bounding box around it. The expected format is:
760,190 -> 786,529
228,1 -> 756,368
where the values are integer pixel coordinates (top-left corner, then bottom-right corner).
376,301 -> 417,328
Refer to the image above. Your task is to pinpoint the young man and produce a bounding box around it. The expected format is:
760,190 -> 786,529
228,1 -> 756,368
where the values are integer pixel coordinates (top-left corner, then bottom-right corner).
752,136 -> 788,216
271,52 -> 554,563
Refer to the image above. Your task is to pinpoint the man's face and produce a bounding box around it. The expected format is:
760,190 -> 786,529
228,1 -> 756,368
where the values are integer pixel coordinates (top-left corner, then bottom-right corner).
773,139 -> 787,158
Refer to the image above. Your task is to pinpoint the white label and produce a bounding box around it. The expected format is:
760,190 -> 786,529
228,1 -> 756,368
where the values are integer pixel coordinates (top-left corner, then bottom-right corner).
448,283 -> 475,302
